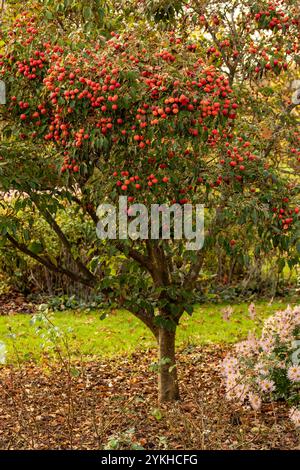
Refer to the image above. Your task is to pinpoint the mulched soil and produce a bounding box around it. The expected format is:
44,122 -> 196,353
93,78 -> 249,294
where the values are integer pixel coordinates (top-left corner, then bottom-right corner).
0,291 -> 36,315
0,345 -> 299,450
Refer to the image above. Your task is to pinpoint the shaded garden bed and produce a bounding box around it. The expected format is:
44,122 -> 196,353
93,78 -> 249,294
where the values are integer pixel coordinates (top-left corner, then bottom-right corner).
0,345 -> 298,450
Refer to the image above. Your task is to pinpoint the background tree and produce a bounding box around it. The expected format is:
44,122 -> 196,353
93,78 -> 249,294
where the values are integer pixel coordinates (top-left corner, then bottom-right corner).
0,0 -> 299,401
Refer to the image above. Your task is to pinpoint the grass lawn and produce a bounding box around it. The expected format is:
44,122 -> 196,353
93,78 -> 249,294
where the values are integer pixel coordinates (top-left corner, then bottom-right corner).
0,298 -> 297,363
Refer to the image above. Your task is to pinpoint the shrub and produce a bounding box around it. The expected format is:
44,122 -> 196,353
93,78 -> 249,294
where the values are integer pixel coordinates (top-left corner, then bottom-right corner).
222,306 -> 300,428
0,202 -> 98,296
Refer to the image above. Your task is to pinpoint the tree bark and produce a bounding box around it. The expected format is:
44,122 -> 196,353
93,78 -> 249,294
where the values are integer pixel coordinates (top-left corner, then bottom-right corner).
158,327 -> 180,402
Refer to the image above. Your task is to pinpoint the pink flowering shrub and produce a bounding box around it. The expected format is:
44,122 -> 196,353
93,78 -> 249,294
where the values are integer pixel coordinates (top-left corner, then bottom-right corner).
222,306 -> 300,428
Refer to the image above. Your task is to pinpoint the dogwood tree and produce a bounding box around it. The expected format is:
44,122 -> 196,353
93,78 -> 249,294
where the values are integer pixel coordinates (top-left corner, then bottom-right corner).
0,0 -> 299,400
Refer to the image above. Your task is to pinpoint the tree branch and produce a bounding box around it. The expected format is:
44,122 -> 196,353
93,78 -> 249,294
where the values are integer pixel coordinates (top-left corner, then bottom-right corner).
131,309 -> 158,340
32,196 -> 97,284
5,233 -> 95,288
70,193 -> 153,271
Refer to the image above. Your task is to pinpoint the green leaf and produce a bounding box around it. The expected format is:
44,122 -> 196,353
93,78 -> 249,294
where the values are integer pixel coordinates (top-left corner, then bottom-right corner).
185,304 -> 194,316
45,10 -> 53,19
70,367 -> 80,377
83,6 -> 93,20
277,258 -> 285,273
28,242 -> 44,255
151,408 -> 163,421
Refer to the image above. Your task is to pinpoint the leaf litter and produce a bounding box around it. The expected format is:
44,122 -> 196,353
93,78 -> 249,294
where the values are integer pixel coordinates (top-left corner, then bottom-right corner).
0,345 -> 299,450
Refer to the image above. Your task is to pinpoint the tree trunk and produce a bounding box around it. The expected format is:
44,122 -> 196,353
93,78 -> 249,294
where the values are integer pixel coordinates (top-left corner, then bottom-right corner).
158,327 -> 180,402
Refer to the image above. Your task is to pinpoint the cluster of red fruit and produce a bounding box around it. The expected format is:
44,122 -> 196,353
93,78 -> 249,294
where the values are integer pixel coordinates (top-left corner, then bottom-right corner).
2,17 -> 243,181
247,42 -> 291,76
9,98 -> 47,130
191,67 -> 234,98
191,2 -> 299,80
61,152 -> 79,174
8,13 -> 38,46
168,31 -> 182,45
290,132 -> 300,163
114,171 -> 170,192
207,46 -> 222,59
220,137 -> 258,181
187,44 -> 197,52
113,169 -> 194,205
111,133 -> 262,201
15,51 -> 47,80
2,10 -> 299,221
253,1 -> 299,30
272,199 -> 300,230
155,50 -> 176,63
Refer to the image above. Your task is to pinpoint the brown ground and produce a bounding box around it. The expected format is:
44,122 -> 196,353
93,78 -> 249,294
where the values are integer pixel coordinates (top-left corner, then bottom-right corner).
0,345 -> 299,450
0,291 -> 36,315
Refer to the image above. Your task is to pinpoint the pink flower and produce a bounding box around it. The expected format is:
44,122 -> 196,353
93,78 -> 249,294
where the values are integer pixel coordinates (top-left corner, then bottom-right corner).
287,365 -> 300,383
259,337 -> 275,354
254,362 -> 268,377
248,392 -> 261,411
221,305 -> 300,415
222,356 -> 239,375
257,378 -> 275,393
226,383 -> 249,403
289,407 -> 300,427
235,336 -> 258,357
248,302 -> 256,320
222,306 -> 233,322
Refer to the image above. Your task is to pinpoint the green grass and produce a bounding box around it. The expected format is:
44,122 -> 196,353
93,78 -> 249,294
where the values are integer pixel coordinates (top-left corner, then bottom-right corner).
0,299 -> 297,363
